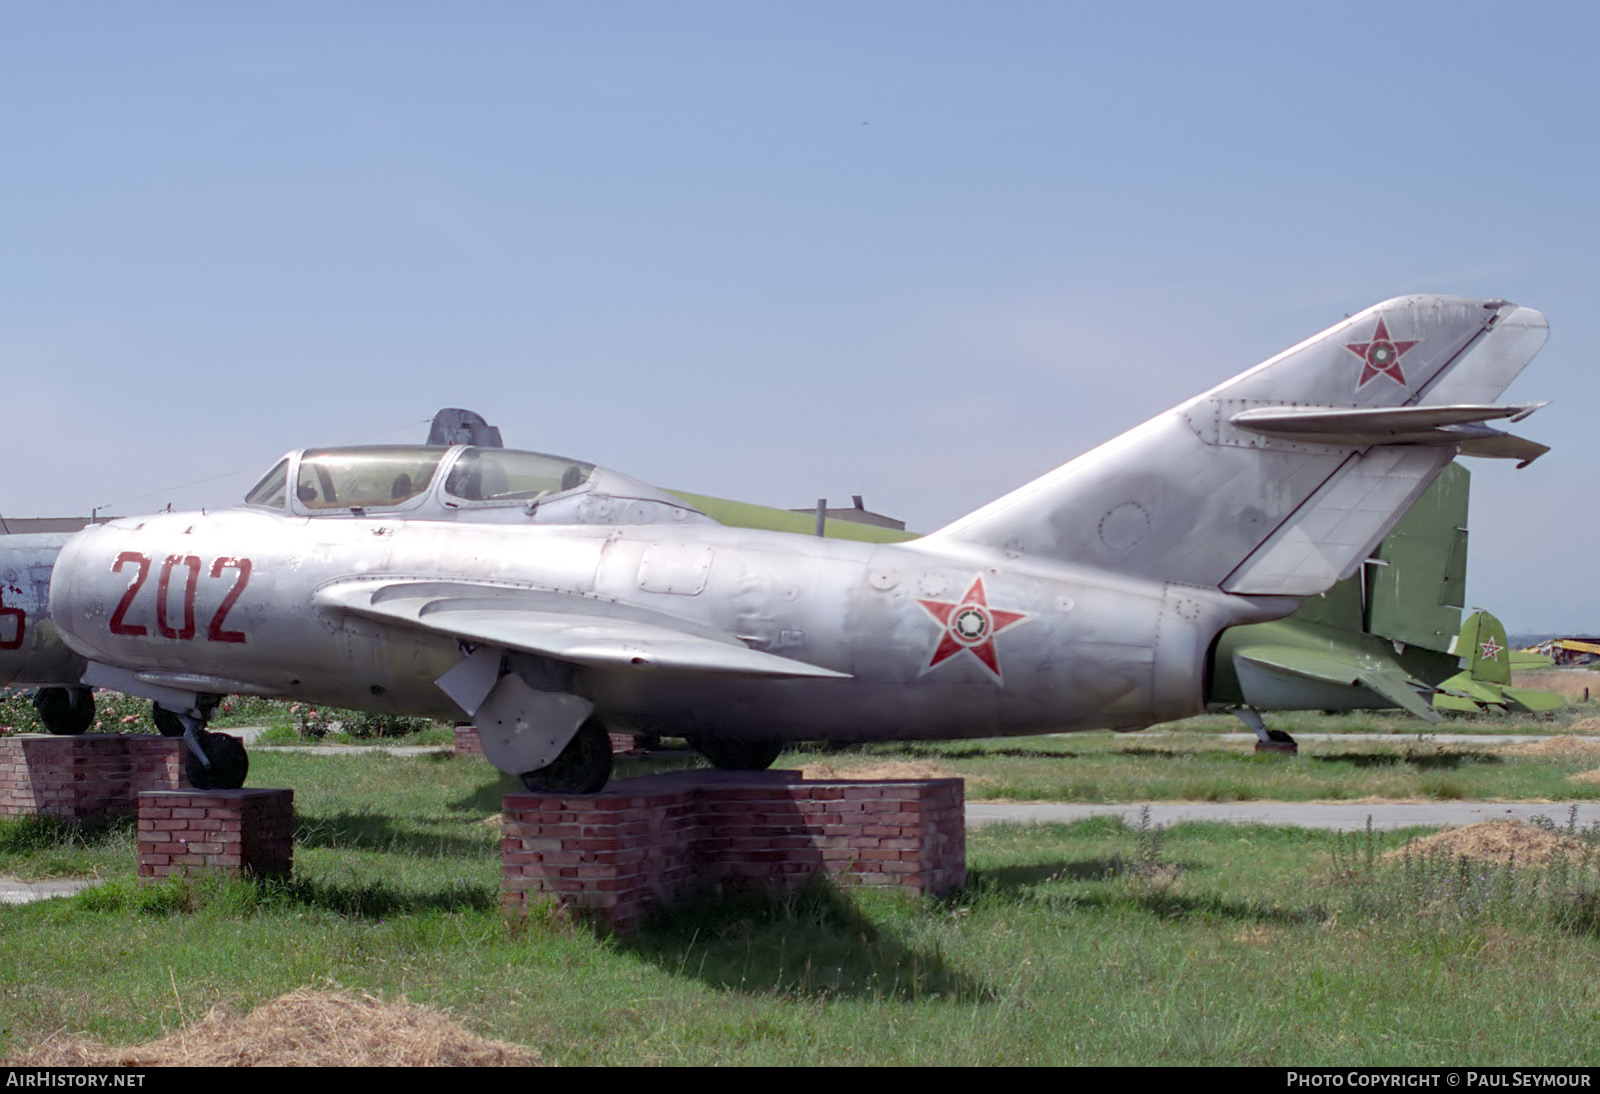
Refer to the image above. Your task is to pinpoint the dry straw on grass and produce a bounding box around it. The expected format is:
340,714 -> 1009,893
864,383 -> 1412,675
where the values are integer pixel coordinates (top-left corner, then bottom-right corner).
1497,735 -> 1600,758
1512,670 -> 1597,702
1384,820 -> 1587,867
799,759 -> 974,782
11,988 -> 540,1067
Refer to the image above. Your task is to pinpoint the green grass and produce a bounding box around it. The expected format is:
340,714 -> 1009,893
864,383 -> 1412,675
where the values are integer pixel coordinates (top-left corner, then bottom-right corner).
742,725 -> 1600,803
5,710 -> 1600,1062
5,779 -> 1600,1064
4,754 -> 1600,1063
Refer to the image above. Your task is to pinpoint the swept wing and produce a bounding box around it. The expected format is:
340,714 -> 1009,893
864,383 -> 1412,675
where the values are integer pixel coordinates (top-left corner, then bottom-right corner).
314,579 -> 851,680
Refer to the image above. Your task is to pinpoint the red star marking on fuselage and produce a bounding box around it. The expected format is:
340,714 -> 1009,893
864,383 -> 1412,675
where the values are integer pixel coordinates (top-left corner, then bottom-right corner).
1479,637 -> 1504,661
917,576 -> 1029,680
1343,316 -> 1420,390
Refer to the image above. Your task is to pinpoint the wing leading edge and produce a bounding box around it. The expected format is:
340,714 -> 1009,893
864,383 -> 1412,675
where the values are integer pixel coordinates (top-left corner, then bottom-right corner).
314,579 -> 852,679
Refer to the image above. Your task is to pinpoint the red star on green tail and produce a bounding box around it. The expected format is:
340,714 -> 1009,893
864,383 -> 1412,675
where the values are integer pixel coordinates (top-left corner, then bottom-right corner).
917,576 -> 1029,680
1344,316 -> 1420,390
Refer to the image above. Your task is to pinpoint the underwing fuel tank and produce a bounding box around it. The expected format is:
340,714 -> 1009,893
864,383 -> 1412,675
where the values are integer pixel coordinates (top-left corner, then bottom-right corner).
0,534 -> 86,686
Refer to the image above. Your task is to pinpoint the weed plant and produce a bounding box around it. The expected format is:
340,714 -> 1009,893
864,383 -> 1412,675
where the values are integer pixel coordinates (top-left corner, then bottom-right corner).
1324,808 -> 1600,937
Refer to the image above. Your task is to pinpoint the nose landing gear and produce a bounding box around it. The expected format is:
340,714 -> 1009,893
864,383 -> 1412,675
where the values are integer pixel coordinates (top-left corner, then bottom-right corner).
156,700 -> 249,790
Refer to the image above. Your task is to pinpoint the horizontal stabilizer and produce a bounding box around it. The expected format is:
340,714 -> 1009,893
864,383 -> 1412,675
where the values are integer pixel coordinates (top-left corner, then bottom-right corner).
1437,671 -> 1506,704
316,579 -> 851,679
1502,686 -> 1568,713
1231,403 -> 1550,466
1434,673 -> 1566,714
1234,645 -> 1442,723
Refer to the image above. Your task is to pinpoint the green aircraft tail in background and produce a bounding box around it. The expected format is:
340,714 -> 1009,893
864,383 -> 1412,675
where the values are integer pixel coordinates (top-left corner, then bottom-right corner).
1206,462 -> 1564,733
1434,609 -> 1567,714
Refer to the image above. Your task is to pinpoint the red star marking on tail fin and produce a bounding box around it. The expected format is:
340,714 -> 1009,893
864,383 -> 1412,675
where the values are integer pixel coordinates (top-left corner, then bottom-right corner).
918,576 -> 1029,680
1344,316 -> 1420,390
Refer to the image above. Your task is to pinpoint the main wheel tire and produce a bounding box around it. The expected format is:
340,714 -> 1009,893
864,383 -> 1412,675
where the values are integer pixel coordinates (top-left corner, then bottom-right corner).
152,703 -> 186,738
688,734 -> 784,771
519,717 -> 613,795
33,687 -> 95,736
185,730 -> 249,790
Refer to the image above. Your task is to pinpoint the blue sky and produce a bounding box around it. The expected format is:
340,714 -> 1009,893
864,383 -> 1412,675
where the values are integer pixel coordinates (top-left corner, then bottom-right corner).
3,2 -> 1595,630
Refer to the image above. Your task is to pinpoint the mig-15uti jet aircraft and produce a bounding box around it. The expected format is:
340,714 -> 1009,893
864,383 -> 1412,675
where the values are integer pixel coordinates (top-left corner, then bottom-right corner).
0,295 -> 1551,793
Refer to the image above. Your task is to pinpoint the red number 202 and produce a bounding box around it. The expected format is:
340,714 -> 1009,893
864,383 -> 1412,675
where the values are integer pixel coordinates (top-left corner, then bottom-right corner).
109,552 -> 252,644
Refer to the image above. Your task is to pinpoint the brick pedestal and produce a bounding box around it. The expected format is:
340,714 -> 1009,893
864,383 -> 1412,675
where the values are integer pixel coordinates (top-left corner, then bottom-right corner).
0,734 -> 186,821
502,770 -> 965,933
452,723 -> 483,757
137,788 -> 293,881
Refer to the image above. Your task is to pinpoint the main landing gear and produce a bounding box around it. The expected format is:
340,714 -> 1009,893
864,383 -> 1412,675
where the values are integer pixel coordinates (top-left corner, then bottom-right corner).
33,686 -> 95,736
687,734 -> 785,772
519,716 -> 612,794
1234,708 -> 1297,755
154,700 -> 249,790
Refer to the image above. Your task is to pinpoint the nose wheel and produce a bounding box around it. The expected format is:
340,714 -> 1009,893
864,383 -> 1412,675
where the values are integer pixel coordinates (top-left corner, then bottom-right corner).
183,728 -> 250,790
159,703 -> 249,790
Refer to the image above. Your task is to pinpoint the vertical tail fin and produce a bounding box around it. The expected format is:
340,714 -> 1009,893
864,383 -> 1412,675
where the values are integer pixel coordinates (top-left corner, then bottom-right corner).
924,296 -> 1547,597
1363,461 -> 1469,653
1457,609 -> 1512,686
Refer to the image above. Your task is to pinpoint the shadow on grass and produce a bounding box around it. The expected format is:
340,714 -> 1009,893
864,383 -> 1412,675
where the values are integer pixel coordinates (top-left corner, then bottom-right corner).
1109,746 -> 1212,759
1310,750 -> 1502,769
294,810 -> 495,857
78,869 -> 496,919
280,874 -> 496,918
447,773 -> 526,815
622,878 -> 996,1003
964,859 -> 1312,927
0,814 -> 133,854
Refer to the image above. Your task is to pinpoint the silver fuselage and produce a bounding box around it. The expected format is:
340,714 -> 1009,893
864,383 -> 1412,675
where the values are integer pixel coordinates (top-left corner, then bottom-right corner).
43,510 -> 1287,741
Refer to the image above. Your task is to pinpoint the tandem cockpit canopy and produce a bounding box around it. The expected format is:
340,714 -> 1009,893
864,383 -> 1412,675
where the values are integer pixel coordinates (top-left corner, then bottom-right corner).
241,444 -> 704,527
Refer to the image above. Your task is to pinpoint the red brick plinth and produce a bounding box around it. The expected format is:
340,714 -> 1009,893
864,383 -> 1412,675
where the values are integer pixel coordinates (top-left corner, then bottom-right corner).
607,733 -> 644,756
137,789 -> 294,881
0,734 -> 186,821
453,723 -> 483,756
502,770 -> 965,933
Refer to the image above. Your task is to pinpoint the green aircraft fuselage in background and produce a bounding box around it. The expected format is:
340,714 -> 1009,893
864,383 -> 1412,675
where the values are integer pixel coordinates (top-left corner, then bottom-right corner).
664,491 -> 916,545
1205,462 -> 1471,722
